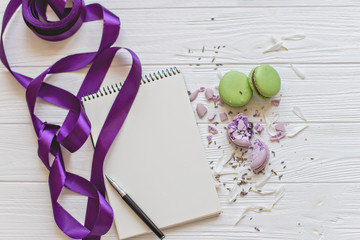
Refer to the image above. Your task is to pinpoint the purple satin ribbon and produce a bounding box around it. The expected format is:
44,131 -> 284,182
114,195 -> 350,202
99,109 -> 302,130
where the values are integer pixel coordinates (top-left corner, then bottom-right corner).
0,0 -> 142,239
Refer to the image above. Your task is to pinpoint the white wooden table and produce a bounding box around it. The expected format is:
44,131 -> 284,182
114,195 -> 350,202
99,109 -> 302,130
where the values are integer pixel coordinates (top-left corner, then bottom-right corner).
1,0 -> 360,239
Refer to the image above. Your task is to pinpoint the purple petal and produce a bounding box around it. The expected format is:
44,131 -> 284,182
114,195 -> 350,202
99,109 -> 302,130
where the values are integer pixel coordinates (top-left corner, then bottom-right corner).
189,90 -> 199,102
270,131 -> 287,141
208,113 -> 216,121
271,99 -> 281,107
275,122 -> 287,132
219,112 -> 228,122
212,95 -> 220,102
255,123 -> 264,134
196,103 -> 207,118
208,125 -> 218,134
205,88 -> 214,100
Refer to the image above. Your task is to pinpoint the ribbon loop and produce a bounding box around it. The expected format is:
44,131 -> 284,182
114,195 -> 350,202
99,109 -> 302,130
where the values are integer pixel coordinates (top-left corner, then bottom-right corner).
0,0 -> 142,239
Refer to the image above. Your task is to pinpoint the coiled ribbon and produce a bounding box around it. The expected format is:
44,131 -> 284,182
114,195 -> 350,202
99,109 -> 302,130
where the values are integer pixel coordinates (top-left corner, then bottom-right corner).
0,0 -> 142,239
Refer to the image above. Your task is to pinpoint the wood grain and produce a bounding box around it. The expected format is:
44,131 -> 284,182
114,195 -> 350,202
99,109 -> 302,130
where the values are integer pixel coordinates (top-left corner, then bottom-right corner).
3,7 -> 360,67
0,181 -> 358,240
0,122 -> 358,184
1,63 -> 360,124
2,0 -> 360,13
1,0 -> 360,240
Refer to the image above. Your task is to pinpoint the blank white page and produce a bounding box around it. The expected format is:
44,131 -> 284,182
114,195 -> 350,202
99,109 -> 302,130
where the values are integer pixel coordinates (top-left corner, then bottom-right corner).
82,70 -> 220,239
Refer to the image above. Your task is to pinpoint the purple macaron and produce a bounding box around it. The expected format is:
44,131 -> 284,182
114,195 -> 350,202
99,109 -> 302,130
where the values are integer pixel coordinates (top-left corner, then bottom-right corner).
250,139 -> 270,173
227,113 -> 253,148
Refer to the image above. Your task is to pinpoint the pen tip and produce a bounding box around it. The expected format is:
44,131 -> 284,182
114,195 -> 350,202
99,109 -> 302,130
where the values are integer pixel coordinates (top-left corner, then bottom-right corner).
105,174 -> 111,181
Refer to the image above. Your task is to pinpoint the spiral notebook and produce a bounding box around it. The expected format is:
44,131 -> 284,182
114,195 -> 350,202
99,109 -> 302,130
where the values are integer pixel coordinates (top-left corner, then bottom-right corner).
82,67 -> 220,239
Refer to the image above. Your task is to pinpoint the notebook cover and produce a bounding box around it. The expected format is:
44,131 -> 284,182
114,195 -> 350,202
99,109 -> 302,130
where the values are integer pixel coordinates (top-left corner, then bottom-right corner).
82,68 -> 220,239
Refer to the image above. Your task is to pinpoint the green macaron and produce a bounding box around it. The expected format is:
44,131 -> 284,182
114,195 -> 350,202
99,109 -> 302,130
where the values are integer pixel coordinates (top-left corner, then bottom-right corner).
219,71 -> 253,107
248,64 -> 281,100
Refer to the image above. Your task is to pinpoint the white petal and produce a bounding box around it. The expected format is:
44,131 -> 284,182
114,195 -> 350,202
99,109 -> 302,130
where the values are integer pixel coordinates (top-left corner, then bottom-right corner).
290,64 -> 306,79
213,151 -> 237,175
287,124 -> 308,137
251,188 -> 277,195
272,186 -> 286,208
212,173 -> 220,189
270,35 -> 280,44
214,154 -> 225,175
270,114 -> 279,124
215,171 -> 238,176
263,115 -> 277,136
217,71 -> 223,80
235,206 -> 272,225
267,124 -> 277,137
228,183 -> 239,203
292,106 -> 307,122
255,173 -> 272,189
263,41 -> 288,54
281,34 -> 306,40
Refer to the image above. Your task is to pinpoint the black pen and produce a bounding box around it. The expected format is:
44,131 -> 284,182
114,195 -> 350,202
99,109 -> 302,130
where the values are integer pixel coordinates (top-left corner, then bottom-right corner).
105,175 -> 165,239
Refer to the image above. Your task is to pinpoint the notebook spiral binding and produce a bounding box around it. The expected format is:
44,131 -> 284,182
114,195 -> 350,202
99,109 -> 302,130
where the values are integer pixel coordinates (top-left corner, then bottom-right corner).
82,67 -> 181,102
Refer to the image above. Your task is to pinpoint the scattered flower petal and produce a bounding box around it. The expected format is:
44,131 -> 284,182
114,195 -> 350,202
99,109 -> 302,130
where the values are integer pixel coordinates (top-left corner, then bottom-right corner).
205,88 -> 214,100
214,151 -> 235,175
271,99 -> 281,107
290,64 -> 306,80
208,125 -> 218,134
263,41 -> 288,54
270,131 -> 287,141
250,188 -> 277,195
212,95 -> 220,102
270,35 -> 288,51
189,90 -> 199,102
207,135 -> 212,142
272,186 -> 285,208
235,206 -> 272,225
199,87 -> 205,92
264,115 -> 277,136
275,122 -> 287,132
253,110 -> 260,117
211,173 -> 220,189
255,123 -> 264,134
270,35 -> 280,44
196,103 -> 207,118
208,113 -> 216,121
216,171 -> 238,176
281,34 -> 306,41
228,182 -> 240,203
219,112 -> 228,122
214,154 -> 225,175
217,71 -> 223,80
255,173 -> 273,189
293,106 -> 307,122
267,125 -> 277,137
269,114 -> 279,124
287,124 -> 308,137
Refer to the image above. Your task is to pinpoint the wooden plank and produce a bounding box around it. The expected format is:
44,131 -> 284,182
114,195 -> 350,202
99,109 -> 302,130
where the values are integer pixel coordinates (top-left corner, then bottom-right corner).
1,63 -> 360,124
0,181 -> 358,239
0,122 -> 359,184
2,0 -> 360,14
2,7 -> 360,67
